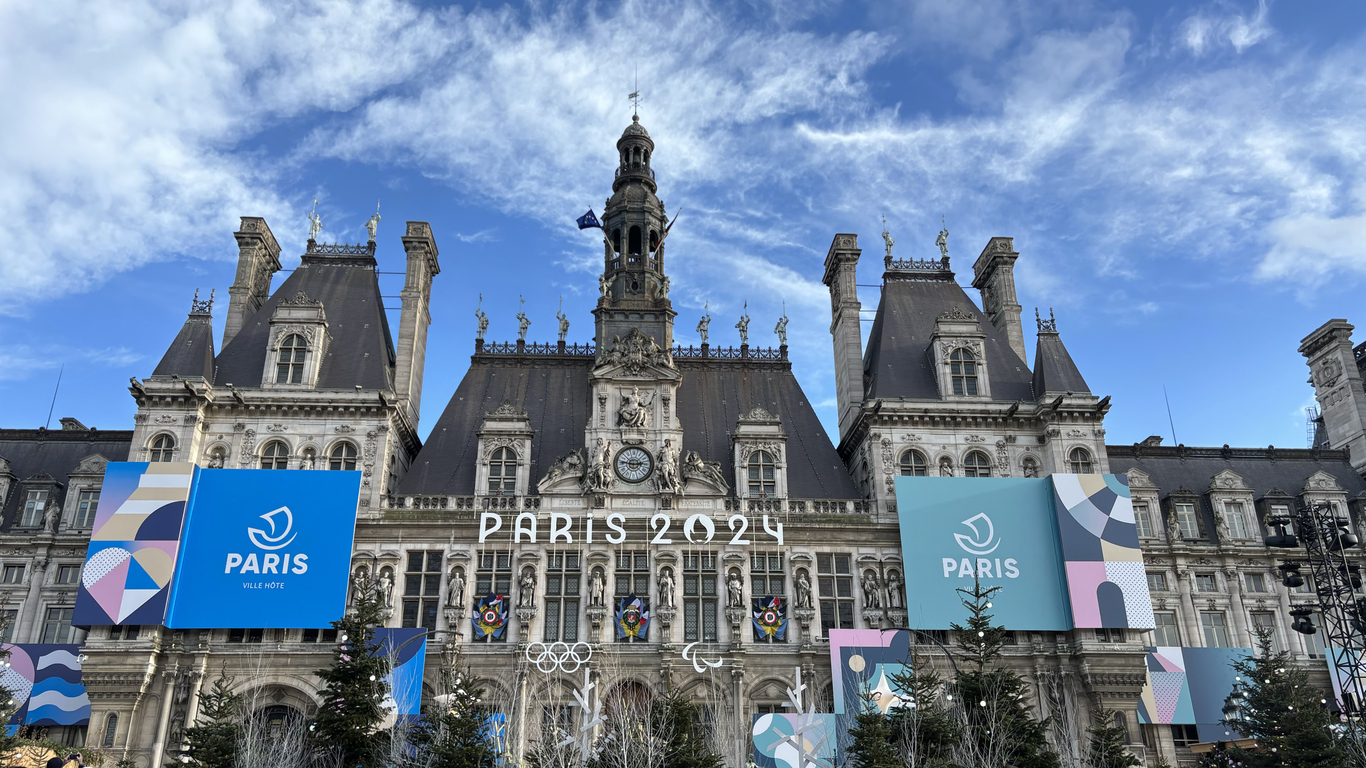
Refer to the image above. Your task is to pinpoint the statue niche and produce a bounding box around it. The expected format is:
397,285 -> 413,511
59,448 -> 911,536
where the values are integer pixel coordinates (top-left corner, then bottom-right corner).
617,386 -> 655,429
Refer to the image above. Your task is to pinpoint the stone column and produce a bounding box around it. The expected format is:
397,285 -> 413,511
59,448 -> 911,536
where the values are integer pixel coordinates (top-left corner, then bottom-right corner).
1224,568 -> 1251,647
16,558 -> 47,642
1176,570 -> 1202,646
149,668 -> 177,768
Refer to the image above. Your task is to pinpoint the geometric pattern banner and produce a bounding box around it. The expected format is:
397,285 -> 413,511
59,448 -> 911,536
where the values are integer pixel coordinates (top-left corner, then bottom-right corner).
1051,473 -> 1155,629
1137,646 -> 1248,742
73,462 -> 196,627
828,629 -> 911,716
751,713 -> 837,768
374,628 -> 427,728
752,596 -> 788,642
1,644 -> 90,727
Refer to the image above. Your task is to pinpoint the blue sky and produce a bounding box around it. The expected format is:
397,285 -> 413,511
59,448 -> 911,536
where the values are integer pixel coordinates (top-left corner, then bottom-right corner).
2,0 -> 1365,450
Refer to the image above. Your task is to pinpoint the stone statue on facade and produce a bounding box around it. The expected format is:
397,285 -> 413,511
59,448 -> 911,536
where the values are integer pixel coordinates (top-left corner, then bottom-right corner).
683,451 -> 728,492
516,296 -> 531,342
885,575 -> 904,609
617,386 -> 654,429
655,439 -> 680,493
881,215 -> 894,262
365,203 -> 380,242
697,302 -> 710,344
599,272 -> 609,299
308,197 -> 322,241
349,565 -> 371,608
446,567 -> 466,610
735,302 -> 750,345
589,568 -> 606,607
938,457 -> 954,477
658,567 -> 676,609
774,308 -> 788,347
583,438 -> 616,493
661,275 -> 670,299
518,568 -> 536,608
377,569 -> 395,609
475,294 -> 489,341
862,571 -> 882,609
206,451 -> 225,469
541,450 -> 585,486
795,571 -> 813,609
727,571 -> 744,608
936,216 -> 949,261
556,298 -> 569,342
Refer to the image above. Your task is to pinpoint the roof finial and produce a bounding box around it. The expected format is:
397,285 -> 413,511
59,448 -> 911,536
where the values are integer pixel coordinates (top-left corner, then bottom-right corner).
629,65 -> 641,120
190,288 -> 214,315
1036,307 -> 1058,332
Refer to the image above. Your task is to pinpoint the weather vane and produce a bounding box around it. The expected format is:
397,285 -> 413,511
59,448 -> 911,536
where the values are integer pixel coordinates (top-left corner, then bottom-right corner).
629,65 -> 641,118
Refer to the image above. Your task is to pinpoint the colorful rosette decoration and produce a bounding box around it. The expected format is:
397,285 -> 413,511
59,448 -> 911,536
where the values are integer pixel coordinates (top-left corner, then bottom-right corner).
473,593 -> 508,641
752,595 -> 787,641
615,594 -> 650,640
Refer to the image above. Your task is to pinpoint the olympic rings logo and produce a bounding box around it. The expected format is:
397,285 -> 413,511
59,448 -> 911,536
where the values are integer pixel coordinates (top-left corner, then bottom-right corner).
525,641 -> 593,674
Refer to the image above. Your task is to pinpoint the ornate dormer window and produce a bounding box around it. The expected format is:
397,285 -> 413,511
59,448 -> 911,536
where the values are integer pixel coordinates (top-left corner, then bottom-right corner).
747,451 -> 776,497
930,307 -> 989,400
1067,447 -> 1093,473
476,403 -> 532,497
487,448 -> 518,494
263,291 -> 328,388
275,333 -> 307,384
260,441 -> 289,470
21,487 -> 49,528
149,434 -> 176,462
899,450 -> 928,476
733,407 -> 787,499
949,349 -> 979,395
963,451 -> 993,478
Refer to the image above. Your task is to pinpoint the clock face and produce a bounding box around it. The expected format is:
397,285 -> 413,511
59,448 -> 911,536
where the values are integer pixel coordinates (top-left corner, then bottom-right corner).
615,446 -> 654,483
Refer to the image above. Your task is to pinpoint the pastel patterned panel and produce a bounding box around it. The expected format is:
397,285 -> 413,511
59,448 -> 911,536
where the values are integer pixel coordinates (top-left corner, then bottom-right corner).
1051,474 -> 1155,629
1,644 -> 90,727
73,462 -> 196,626
827,629 -> 912,716
1137,646 -> 1248,741
374,628 -> 427,728
752,713 -> 837,768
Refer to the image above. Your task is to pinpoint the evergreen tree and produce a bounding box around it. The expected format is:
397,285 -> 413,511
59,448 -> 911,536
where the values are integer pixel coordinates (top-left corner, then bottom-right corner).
654,693 -> 723,768
177,670 -> 242,768
1084,707 -> 1140,768
1221,629 -> 1343,768
845,704 -> 900,768
310,586 -> 392,768
949,577 -> 1060,768
409,657 -> 499,768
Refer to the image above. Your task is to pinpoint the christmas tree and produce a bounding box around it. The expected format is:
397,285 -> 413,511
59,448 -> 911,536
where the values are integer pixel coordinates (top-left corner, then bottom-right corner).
1084,707 -> 1140,768
176,670 -> 242,768
847,644 -> 958,767
310,584 -> 392,768
409,653 -> 499,768
845,704 -> 900,768
654,692 -> 724,768
948,577 -> 1059,768
1220,628 -> 1343,767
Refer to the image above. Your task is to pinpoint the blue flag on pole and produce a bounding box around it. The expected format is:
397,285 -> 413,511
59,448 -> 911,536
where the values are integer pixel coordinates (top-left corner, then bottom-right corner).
576,209 -> 602,230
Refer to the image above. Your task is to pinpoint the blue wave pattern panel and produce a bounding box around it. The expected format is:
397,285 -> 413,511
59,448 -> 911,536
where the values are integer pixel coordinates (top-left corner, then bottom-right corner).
1,644 -> 90,726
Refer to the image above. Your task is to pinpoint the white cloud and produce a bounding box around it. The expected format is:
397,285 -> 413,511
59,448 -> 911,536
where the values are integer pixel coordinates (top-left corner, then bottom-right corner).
1178,0 -> 1272,56
0,0 -> 449,314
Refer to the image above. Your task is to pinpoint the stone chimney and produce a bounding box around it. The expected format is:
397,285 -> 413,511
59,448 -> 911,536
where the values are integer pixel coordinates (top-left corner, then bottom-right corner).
971,237 -> 1027,365
1300,319 -> 1366,476
395,221 -> 441,426
823,234 -> 863,441
223,217 -> 282,347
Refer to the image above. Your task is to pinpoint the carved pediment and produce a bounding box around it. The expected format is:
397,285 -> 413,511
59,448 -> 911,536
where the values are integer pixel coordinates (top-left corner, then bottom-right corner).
72,454 -> 110,476
1304,470 -> 1344,493
681,451 -> 729,495
1209,469 -> 1249,493
486,402 -> 528,420
1124,468 -> 1156,489
594,328 -> 676,377
537,450 -> 586,493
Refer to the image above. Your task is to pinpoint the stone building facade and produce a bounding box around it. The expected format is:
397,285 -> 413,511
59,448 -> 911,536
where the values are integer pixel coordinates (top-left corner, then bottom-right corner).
0,117 -> 1363,767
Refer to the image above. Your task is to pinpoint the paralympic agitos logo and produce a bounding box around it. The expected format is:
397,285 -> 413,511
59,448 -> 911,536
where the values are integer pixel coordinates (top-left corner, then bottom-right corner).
224,506 -> 310,575
942,512 -> 1019,579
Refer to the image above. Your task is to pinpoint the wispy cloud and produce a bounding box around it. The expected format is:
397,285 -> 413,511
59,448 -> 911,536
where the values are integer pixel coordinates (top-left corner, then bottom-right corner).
1179,0 -> 1273,55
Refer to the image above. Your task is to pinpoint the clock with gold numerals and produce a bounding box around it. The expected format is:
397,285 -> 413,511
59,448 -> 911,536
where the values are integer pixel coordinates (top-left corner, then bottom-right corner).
614,446 -> 654,483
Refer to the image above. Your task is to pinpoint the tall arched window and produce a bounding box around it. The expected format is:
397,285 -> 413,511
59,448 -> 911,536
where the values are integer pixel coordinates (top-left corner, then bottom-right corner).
260,441 -> 289,470
102,712 -> 118,747
1068,447 -> 1094,474
949,349 -> 979,396
628,226 -> 642,255
149,435 -> 175,462
747,451 -> 776,497
276,334 -> 307,384
487,447 -> 517,494
899,450 -> 928,476
963,451 -> 992,478
611,229 -> 621,254
329,443 -> 358,471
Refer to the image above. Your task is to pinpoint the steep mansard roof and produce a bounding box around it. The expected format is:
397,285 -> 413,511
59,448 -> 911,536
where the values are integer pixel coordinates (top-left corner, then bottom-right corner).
1032,326 -> 1090,396
397,357 -> 858,499
1107,444 -> 1366,498
212,252 -> 396,390
152,311 -> 216,380
862,277 -> 1034,401
0,426 -> 134,530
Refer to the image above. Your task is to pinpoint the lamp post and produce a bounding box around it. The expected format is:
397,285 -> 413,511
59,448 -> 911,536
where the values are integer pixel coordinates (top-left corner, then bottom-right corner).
1265,500 -> 1366,717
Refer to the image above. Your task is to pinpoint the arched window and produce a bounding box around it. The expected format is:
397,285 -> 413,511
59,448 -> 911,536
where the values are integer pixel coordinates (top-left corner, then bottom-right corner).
1068,447 -> 1093,474
1112,711 -> 1131,744
487,447 -> 517,494
747,450 -> 776,497
149,435 -> 175,462
260,441 -> 289,470
899,450 -> 928,476
102,712 -> 118,747
963,451 -> 992,478
949,349 -> 979,396
649,230 -> 659,253
628,226 -> 642,255
275,334 -> 307,384
611,229 -> 622,254
329,443 -> 357,471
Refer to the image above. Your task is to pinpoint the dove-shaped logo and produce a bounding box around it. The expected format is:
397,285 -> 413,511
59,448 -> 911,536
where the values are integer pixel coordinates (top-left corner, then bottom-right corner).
247,507 -> 298,551
954,513 -> 999,555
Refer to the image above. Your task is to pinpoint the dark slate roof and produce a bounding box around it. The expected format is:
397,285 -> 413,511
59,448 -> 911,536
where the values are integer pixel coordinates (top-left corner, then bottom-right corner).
1106,444 -> 1366,498
152,311 -> 216,380
1032,329 -> 1090,396
213,253 -> 395,390
398,357 -> 858,499
0,427 -> 133,531
862,278 -> 1034,401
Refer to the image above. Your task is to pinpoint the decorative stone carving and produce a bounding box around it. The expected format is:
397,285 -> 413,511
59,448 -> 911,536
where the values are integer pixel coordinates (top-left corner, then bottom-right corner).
938,306 -> 973,322
597,328 -> 672,374
795,570 -> 813,610
475,295 -> 489,341
589,567 -> 607,608
735,302 -> 750,345
682,451 -> 728,494
480,436 -> 521,462
617,386 -> 655,428
696,303 -> 710,344
739,442 -> 784,466
881,437 -> 895,495
727,570 -> 745,608
861,570 -> 882,609
583,439 -> 617,493
774,313 -> 788,346
658,566 -> 676,609
655,440 -> 680,493
541,450 -> 585,487
518,567 -> 537,608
